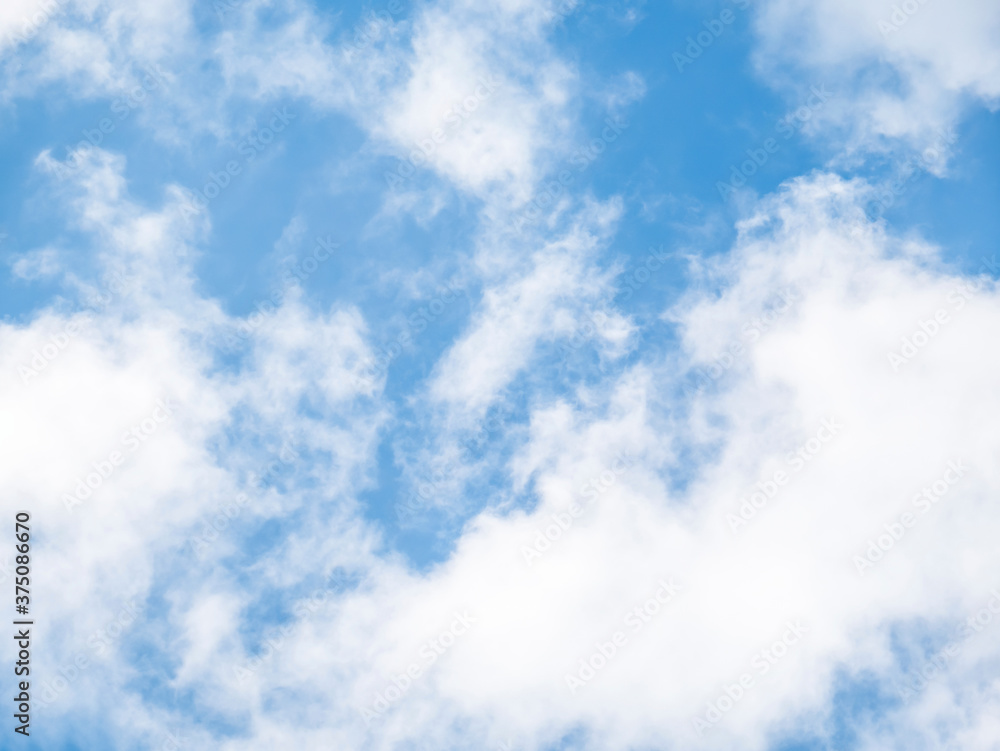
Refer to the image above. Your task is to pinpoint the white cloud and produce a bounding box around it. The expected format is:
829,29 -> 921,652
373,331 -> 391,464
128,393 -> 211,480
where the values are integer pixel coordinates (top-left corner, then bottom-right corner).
17,168 -> 984,750
234,172 -> 1000,750
2,0 -> 190,92
214,0 -> 586,203
3,0 -> 998,748
0,0 -> 62,54
750,0 -> 1000,159
9,246 -> 61,279
0,147 -> 387,743
428,197 -> 626,419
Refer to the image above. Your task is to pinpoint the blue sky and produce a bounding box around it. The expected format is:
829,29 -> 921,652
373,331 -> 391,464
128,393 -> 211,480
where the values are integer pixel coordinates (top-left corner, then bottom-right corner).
1,0 -> 999,749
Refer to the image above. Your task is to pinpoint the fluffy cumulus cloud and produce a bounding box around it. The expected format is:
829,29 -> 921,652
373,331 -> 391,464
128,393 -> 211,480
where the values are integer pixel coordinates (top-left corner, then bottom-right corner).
750,0 -> 1000,159
1,0 -> 191,93
0,0 -> 998,749
0,145 -> 386,745
221,173 -> 1000,751
212,0 -> 582,201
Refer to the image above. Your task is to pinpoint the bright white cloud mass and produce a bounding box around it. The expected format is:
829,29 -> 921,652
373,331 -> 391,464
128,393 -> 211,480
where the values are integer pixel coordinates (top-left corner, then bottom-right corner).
0,0 -> 998,749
